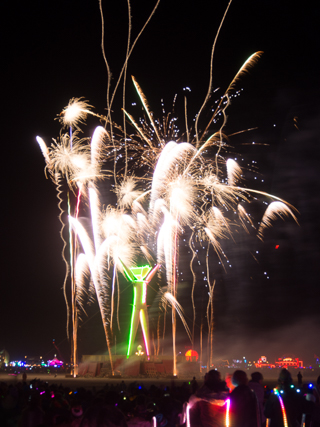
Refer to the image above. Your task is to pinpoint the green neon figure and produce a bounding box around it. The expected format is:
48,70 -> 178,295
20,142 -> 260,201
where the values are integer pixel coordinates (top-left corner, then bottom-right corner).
119,260 -> 160,359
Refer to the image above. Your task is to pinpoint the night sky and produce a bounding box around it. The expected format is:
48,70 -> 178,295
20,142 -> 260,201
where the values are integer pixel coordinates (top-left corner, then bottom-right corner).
2,1 -> 320,365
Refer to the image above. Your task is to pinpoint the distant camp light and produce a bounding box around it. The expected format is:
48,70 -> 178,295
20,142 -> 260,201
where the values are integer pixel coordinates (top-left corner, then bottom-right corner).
185,349 -> 199,361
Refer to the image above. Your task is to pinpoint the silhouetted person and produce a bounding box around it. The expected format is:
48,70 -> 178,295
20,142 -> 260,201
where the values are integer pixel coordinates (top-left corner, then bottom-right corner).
265,368 -> 313,427
188,370 -> 229,427
297,371 -> 302,386
249,371 -> 266,427
19,393 -> 45,427
80,404 -> 128,427
230,370 -> 258,427
191,377 -> 199,394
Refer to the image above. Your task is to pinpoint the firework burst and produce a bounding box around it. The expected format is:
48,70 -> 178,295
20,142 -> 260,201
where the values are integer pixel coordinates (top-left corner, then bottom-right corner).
36,0 -> 299,376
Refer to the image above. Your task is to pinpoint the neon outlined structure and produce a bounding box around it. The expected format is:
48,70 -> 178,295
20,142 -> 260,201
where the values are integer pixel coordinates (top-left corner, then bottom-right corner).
119,260 -> 160,358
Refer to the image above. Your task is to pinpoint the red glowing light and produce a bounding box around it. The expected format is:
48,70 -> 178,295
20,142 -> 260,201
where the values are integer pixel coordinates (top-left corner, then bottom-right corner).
185,349 -> 199,361
275,245 -> 279,249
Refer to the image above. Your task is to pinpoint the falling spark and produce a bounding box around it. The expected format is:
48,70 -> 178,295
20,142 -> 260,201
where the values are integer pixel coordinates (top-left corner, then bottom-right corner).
36,136 -> 51,169
258,201 -> 299,239
75,253 -> 90,314
226,158 -> 242,186
163,292 -> 192,342
238,204 -> 255,233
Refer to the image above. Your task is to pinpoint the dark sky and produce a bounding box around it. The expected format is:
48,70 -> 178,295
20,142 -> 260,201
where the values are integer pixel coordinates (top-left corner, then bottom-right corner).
2,1 -> 320,365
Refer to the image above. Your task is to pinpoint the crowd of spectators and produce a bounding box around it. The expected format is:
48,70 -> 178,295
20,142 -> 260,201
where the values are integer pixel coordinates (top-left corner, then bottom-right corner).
0,369 -> 320,427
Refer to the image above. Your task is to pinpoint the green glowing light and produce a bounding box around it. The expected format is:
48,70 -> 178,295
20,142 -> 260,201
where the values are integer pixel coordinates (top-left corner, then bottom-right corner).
127,286 -> 137,357
119,259 -> 160,358
129,265 -> 152,281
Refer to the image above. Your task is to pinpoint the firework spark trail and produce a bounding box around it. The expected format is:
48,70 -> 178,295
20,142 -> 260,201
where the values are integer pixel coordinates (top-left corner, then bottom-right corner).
201,51 -> 263,140
116,272 -> 121,332
168,177 -> 198,227
194,0 -> 233,146
201,206 -> 233,261
89,187 -> 103,253
67,192 -> 77,376
258,201 -> 299,239
91,126 -> 108,166
55,174 -> 71,340
171,213 -> 178,377
154,161 -> 199,372
237,204 -> 255,233
69,218 -> 96,281
98,0 -> 161,182
101,235 -> 134,330
69,216 -> 114,374
99,208 -> 139,333
37,135 -> 86,367
149,141 -> 179,211
100,208 -> 138,270
122,0 -> 131,177
150,142 -> 196,214
99,0 -> 161,126
62,125 -> 114,375
132,76 -> 162,144
157,209 -> 180,292
47,133 -> 93,188
166,175 -> 199,373
189,232 -> 197,347
36,136 -> 51,168
73,188 -> 83,323
235,187 -> 296,209
37,125 -> 113,371
75,253 -> 90,314
156,208 -> 179,371
206,280 -> 215,370
226,158 -> 242,186
162,292 -> 192,342
111,261 -> 117,331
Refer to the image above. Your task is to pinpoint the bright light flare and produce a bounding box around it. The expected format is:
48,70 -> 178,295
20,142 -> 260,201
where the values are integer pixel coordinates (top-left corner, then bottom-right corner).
168,177 -> 197,226
49,133 -> 93,186
225,399 -> 230,427
75,253 -> 90,313
60,98 -> 93,129
150,141 -> 196,213
36,136 -> 51,166
91,126 -> 108,166
115,177 -> 143,209
101,207 -> 136,245
226,158 -> 242,186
